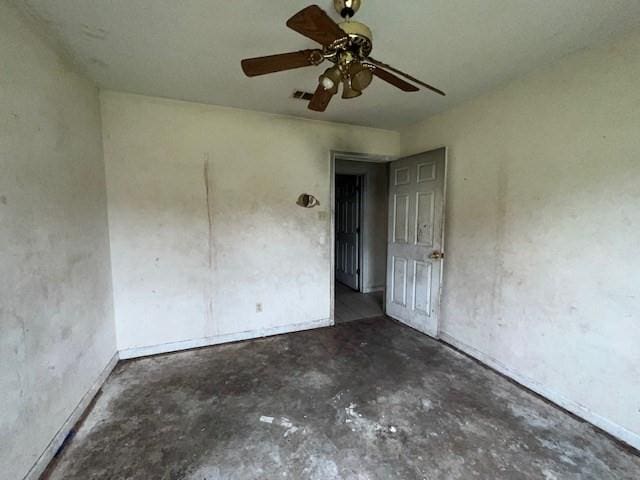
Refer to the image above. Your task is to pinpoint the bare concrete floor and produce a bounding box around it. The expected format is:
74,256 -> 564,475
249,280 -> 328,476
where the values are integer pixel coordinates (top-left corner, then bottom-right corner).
48,318 -> 639,480
334,282 -> 384,324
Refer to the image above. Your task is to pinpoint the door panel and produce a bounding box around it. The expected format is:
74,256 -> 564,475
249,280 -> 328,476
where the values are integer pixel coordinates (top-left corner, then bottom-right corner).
391,256 -> 408,306
415,192 -> 435,246
335,175 -> 361,290
412,261 -> 432,315
394,167 -> 411,186
393,194 -> 409,243
386,148 -> 446,337
417,160 -> 437,183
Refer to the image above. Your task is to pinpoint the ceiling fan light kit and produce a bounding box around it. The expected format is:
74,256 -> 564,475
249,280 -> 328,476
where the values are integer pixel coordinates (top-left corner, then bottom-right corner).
349,62 -> 373,91
241,3 -> 445,112
320,65 -> 342,94
342,79 -> 363,99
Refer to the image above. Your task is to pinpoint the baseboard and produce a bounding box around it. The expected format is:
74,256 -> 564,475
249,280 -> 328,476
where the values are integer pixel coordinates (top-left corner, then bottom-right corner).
439,332 -> 640,452
362,286 -> 385,294
23,319 -> 333,477
21,325 -> 638,480
118,318 -> 334,360
24,352 -> 119,480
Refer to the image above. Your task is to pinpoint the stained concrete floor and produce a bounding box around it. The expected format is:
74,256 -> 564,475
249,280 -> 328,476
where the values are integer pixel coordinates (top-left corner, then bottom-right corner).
334,282 -> 384,324
48,318 -> 640,480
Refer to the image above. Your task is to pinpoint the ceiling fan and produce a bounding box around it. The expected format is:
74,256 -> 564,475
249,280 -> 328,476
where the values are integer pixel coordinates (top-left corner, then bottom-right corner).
241,0 -> 445,112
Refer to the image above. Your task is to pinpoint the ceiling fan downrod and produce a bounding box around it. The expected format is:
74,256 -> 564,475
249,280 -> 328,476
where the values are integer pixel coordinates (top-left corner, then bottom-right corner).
335,0 -> 361,19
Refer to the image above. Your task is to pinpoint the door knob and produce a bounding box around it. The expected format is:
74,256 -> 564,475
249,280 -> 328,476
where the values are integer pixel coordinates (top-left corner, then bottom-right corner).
429,251 -> 445,260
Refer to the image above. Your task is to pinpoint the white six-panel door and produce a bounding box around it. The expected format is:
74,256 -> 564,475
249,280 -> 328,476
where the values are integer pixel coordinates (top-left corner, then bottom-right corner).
386,148 -> 446,337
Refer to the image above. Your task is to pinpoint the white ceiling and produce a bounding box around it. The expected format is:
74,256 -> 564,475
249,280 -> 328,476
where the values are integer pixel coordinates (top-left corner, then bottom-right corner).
17,0 -> 640,129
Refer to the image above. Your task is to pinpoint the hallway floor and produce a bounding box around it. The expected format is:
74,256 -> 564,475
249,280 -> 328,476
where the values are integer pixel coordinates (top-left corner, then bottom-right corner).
46,318 -> 639,480
334,281 -> 384,324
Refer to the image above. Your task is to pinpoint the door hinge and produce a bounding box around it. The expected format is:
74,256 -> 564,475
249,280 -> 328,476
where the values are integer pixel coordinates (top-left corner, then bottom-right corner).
356,268 -> 360,274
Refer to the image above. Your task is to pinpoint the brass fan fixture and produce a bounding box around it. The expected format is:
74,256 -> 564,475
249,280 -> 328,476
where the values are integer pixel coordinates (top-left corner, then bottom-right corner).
241,0 -> 445,112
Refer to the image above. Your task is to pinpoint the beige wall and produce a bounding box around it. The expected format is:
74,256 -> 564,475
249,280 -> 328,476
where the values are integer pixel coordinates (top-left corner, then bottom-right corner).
0,2 -> 116,479
402,29 -> 640,448
4,3 -> 639,476
100,92 -> 401,358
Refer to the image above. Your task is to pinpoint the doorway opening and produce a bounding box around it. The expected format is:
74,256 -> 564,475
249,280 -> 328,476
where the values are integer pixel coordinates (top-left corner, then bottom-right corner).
333,156 -> 388,324
331,148 -> 448,336
335,174 -> 362,291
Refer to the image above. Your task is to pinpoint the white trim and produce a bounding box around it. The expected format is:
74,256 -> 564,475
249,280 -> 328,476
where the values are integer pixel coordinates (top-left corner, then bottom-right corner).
439,332 -> 640,451
330,154 -> 336,324
357,173 -> 365,292
118,318 -> 333,360
331,151 -> 395,164
25,324 -> 639,480
437,146 -> 449,337
25,352 -> 120,480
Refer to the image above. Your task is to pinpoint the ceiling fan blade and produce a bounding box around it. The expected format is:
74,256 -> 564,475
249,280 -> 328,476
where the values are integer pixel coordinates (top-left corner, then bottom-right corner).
371,67 -> 419,92
287,5 -> 346,46
241,50 -> 323,77
368,57 -> 446,96
308,84 -> 334,112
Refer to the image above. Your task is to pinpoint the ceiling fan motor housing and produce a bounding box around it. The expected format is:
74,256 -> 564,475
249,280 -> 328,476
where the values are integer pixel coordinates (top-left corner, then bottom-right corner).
338,21 -> 373,57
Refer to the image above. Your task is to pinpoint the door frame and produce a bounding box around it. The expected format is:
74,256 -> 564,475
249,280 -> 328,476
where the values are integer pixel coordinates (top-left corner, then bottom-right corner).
330,151 -> 394,324
434,146 -> 449,338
